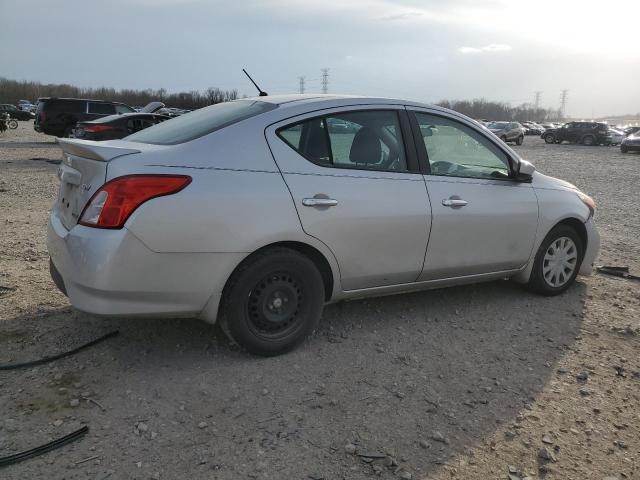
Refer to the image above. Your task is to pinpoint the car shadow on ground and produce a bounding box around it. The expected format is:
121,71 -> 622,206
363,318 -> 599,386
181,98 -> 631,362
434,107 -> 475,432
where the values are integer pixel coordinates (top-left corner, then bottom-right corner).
1,279 -> 586,479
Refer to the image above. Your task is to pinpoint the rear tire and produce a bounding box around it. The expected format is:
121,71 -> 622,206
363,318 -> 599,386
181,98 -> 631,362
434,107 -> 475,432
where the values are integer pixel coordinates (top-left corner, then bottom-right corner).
582,135 -> 595,146
62,125 -> 75,138
516,135 -> 524,145
219,247 -> 325,356
527,225 -> 584,296
7,119 -> 18,129
544,134 -> 555,144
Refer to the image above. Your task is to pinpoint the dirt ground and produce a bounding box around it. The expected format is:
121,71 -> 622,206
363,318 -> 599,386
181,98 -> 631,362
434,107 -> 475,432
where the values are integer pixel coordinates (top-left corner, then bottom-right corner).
0,122 -> 638,480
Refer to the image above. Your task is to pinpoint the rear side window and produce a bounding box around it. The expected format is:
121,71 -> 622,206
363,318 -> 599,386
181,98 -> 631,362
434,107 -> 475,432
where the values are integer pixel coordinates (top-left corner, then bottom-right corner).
89,103 -> 116,115
115,104 -> 134,114
277,110 -> 408,172
46,100 -> 86,114
125,100 -> 277,145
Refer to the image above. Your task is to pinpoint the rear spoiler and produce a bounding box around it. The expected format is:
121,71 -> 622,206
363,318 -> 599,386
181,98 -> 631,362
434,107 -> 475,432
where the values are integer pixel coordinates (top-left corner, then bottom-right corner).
56,138 -> 141,162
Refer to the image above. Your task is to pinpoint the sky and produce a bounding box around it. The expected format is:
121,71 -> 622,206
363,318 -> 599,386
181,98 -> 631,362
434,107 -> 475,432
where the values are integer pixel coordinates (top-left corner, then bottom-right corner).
1,0 -> 639,117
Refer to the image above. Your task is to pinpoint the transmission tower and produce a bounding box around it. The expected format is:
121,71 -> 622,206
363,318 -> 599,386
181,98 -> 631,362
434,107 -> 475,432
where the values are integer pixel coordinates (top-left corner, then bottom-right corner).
559,89 -> 569,119
321,68 -> 329,94
298,76 -> 305,94
534,91 -> 542,109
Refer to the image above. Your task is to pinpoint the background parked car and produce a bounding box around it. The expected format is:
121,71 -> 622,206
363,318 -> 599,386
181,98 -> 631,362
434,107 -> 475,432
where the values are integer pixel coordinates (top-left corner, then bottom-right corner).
486,121 -> 525,145
620,131 -> 640,153
542,121 -> 609,146
607,127 -> 625,146
0,103 -> 35,120
34,97 -> 135,137
522,122 -> 545,135
73,113 -> 170,140
623,126 -> 640,136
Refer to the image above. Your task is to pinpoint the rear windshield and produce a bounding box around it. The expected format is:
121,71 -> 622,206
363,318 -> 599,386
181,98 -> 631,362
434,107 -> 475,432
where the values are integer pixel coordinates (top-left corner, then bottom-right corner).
125,100 -> 277,145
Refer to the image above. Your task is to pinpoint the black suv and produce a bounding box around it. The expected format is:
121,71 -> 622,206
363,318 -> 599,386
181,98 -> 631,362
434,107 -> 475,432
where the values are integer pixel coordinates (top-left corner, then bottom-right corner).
0,104 -> 35,121
34,98 -> 134,137
542,121 -> 609,146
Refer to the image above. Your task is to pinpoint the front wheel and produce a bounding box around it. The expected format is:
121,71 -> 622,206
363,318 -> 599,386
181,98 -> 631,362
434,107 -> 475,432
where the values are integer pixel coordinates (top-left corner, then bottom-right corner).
527,225 -> 584,296
220,247 -> 325,356
7,119 -> 18,129
516,135 -> 524,145
582,135 -> 595,146
500,135 -> 507,143
621,145 -> 628,153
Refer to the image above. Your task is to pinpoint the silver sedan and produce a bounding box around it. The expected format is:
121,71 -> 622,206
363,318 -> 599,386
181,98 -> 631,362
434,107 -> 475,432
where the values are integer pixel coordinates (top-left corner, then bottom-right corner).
48,95 -> 600,356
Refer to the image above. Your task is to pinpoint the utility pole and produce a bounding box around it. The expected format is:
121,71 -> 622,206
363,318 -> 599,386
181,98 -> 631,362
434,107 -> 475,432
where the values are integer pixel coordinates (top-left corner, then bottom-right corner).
534,91 -> 542,109
321,68 -> 329,94
298,76 -> 305,94
559,89 -> 569,119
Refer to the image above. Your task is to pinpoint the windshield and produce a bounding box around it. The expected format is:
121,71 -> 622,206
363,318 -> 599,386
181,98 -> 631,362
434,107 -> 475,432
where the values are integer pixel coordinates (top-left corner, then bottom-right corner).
487,121 -> 508,129
125,100 -> 277,145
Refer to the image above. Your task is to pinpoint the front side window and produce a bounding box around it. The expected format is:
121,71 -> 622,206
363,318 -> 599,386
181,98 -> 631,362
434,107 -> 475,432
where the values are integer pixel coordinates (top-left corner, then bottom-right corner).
277,110 -> 407,172
89,103 -> 116,115
415,112 -> 511,180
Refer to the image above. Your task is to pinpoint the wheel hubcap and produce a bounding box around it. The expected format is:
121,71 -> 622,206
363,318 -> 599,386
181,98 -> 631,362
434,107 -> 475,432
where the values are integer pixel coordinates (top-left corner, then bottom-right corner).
247,273 -> 302,336
542,236 -> 578,288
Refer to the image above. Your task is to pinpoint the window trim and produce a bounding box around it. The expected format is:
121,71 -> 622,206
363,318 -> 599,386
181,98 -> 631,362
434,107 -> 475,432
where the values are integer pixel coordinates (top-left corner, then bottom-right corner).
275,108 -> 420,174
407,109 -> 519,181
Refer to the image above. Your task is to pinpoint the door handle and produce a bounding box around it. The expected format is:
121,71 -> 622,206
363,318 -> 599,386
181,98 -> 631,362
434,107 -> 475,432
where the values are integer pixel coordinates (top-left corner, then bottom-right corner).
442,198 -> 468,207
302,198 -> 338,207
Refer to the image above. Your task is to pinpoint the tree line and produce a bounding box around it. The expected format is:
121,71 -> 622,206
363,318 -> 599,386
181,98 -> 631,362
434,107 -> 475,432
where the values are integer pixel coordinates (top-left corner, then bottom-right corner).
0,77 -> 239,109
437,98 -> 560,123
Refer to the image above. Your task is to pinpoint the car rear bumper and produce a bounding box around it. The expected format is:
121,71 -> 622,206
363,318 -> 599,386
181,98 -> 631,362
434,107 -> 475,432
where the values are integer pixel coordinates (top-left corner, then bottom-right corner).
47,212 -> 244,322
579,217 -> 600,276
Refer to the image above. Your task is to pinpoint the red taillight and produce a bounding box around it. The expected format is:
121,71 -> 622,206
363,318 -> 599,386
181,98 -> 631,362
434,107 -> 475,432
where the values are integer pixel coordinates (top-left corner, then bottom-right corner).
78,175 -> 192,229
84,124 -> 114,133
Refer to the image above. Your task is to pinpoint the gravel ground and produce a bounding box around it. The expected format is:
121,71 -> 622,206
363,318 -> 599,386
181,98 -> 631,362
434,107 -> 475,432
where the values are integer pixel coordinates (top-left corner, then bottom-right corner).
0,126 -> 639,480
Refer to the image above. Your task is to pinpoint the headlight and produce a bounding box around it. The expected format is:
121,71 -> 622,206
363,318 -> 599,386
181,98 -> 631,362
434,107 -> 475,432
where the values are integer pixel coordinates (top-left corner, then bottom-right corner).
577,192 -> 596,218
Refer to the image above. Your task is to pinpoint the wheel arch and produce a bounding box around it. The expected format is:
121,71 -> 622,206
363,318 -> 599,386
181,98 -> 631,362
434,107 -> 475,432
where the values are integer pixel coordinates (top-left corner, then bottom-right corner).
512,216 -> 588,284
225,241 -> 336,302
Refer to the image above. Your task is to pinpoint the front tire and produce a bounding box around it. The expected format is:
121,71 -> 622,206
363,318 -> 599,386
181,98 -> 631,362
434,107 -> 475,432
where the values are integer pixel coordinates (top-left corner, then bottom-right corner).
620,145 -> 628,153
516,135 -> 524,145
220,247 -> 325,356
527,225 -> 584,296
582,135 -> 595,146
500,135 -> 507,143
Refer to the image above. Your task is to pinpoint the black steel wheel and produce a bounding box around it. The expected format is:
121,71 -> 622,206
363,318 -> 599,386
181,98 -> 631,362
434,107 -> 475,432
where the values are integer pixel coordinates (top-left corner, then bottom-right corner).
220,247 -> 325,356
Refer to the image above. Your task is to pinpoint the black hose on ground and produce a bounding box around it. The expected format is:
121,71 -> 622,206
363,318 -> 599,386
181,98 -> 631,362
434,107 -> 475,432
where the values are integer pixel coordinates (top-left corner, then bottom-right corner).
0,426 -> 89,468
0,331 -> 119,371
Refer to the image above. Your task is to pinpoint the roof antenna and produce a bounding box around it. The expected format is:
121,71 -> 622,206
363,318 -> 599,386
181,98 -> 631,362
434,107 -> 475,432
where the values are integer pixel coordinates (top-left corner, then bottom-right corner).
242,69 -> 268,97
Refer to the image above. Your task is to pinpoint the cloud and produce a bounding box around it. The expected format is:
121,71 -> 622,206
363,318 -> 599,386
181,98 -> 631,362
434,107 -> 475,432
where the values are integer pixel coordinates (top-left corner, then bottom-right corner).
458,43 -> 512,54
380,11 -> 423,21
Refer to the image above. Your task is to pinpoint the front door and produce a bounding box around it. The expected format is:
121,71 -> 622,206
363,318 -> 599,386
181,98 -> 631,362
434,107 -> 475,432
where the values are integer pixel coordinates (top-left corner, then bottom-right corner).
266,107 -> 431,291
411,110 -> 539,280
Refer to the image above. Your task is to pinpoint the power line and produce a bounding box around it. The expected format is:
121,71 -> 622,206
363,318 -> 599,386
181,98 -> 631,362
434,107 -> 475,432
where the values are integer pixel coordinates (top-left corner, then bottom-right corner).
559,89 -> 569,118
321,68 -> 329,94
298,76 -> 305,94
534,91 -> 542,109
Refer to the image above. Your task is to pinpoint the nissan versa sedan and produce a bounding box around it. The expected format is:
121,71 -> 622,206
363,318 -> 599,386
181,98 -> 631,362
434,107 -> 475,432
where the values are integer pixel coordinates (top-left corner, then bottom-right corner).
48,95 -> 600,356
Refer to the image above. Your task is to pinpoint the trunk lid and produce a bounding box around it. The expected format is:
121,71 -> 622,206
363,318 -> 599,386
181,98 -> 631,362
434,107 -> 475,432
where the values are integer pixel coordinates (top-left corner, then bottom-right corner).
54,138 -> 141,230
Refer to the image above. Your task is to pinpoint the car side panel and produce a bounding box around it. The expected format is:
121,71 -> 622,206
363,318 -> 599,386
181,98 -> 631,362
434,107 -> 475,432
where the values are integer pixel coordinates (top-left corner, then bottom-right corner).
512,184 -> 592,283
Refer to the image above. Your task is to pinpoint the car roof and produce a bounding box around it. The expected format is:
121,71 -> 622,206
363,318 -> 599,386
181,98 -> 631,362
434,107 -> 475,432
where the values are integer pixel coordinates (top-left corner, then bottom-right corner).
241,94 -> 477,124
36,97 -> 129,105
82,112 -> 169,124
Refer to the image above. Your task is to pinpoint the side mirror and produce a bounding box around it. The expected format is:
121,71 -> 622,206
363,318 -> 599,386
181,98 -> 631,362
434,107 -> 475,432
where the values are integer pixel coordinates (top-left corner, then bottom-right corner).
515,159 -> 535,182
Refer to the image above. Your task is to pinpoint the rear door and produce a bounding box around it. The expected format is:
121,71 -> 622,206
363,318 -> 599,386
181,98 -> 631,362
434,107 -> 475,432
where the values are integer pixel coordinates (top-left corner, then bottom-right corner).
266,106 -> 431,291
409,109 -> 538,280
